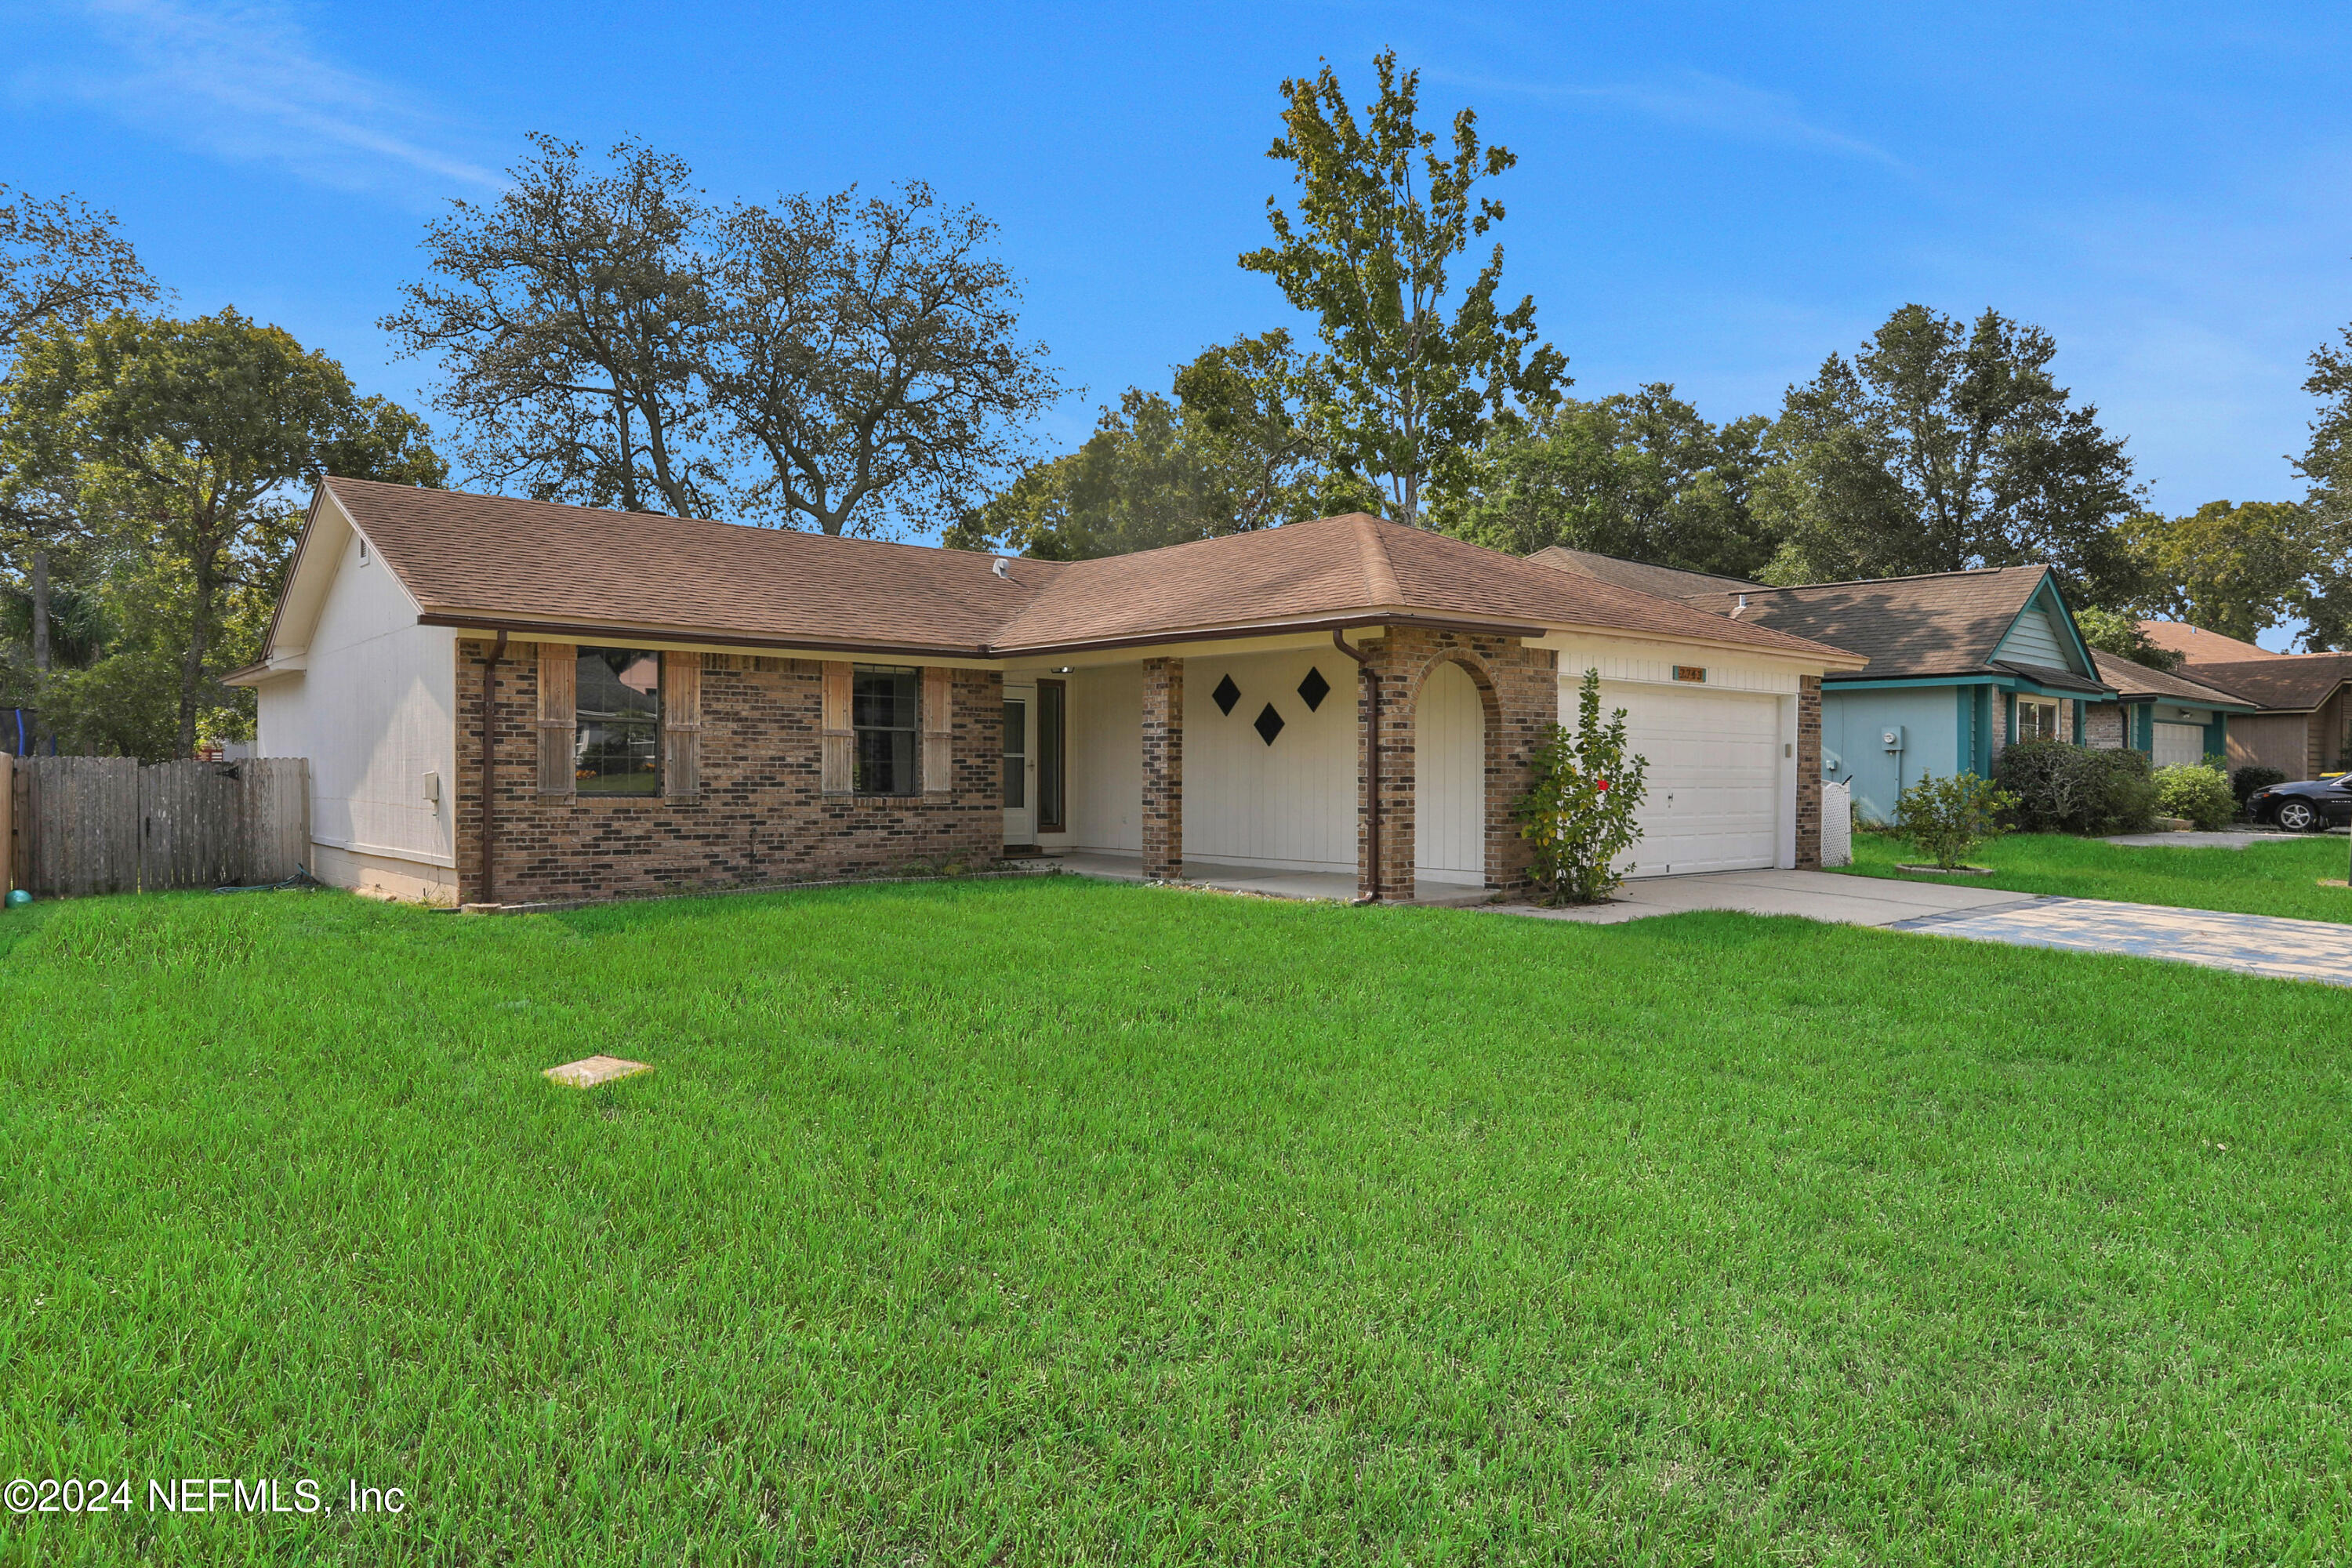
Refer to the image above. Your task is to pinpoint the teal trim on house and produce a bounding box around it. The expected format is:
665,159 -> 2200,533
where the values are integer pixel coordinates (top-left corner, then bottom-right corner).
2132,706 -> 2154,751
2006,691 -> 2019,746
1831,670 -> 2106,695
2205,713 -> 2227,760
1975,686 -> 1993,773
2072,699 -> 2085,746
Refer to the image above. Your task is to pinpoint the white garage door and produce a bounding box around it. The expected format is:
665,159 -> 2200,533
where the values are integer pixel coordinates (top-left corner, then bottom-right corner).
2152,722 -> 2206,768
1601,682 -> 1783,877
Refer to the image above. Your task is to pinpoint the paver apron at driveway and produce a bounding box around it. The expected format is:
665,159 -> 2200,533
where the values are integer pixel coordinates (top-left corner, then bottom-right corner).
1890,898 -> 2352,987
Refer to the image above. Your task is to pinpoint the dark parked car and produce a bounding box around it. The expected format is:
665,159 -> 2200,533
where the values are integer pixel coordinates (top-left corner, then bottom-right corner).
2245,776 -> 2352,831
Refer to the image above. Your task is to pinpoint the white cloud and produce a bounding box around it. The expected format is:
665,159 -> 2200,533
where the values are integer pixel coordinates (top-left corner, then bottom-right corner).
1434,67 -> 1907,170
19,0 -> 503,196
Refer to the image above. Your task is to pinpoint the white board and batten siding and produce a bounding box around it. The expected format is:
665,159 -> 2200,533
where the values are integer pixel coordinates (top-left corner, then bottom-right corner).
1537,637 -> 1801,878
1415,660 -> 1485,884
1175,648 -> 1357,873
1051,663 -> 1145,855
252,525 -> 461,902
1046,648 -> 1367,877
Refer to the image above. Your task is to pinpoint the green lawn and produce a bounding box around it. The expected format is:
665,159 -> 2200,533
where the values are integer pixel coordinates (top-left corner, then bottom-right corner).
5,878 -> 2352,1563
1838,827 -> 2352,922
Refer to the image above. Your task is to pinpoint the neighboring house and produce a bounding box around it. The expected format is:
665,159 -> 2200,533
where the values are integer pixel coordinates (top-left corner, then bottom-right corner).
227,479 -> 1864,906
2172,655 -> 2352,779
2138,620 -> 2280,662
1535,550 -> 2117,822
2082,652 -> 2254,767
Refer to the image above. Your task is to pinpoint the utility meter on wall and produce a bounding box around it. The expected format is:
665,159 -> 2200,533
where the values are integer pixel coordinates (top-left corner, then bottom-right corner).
1882,726 -> 1905,751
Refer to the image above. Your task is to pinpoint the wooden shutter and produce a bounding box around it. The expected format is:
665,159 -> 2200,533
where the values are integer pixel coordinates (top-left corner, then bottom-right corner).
535,642 -> 576,799
663,654 -> 702,802
923,666 -> 953,794
820,661 -> 854,795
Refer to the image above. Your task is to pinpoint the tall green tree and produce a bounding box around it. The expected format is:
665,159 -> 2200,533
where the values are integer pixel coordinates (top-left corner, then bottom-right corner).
1432,385 -> 1775,577
1240,51 -> 1565,526
1754,304 -> 2143,603
2,310 -> 442,757
948,333 -> 1369,559
2125,499 -> 2320,648
0,186 -> 161,698
2071,604 -> 2182,672
2295,326 -> 2352,648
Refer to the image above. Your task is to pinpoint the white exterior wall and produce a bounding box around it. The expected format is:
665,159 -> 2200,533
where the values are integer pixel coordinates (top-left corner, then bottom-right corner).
254,529 -> 458,902
1415,659 -> 1484,884
1541,635 -> 1806,877
1184,648 -> 1357,873
1050,662 -> 1144,855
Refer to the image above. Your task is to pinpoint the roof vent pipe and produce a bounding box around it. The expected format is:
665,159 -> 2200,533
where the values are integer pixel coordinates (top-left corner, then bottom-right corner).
992,557 -> 1009,579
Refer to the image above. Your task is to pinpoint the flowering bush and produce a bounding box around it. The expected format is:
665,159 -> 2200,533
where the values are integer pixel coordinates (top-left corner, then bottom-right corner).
1894,771 -> 2015,868
1515,669 -> 1648,905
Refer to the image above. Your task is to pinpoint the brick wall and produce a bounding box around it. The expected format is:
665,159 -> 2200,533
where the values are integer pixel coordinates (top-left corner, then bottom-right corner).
1795,676 -> 1824,869
2084,701 -> 2126,750
1356,627 -> 1556,900
1140,657 -> 1184,879
455,641 -> 1004,906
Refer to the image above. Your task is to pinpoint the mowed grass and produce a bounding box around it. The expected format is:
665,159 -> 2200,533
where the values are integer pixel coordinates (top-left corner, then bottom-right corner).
3,878 -> 2352,1565
1840,827 -> 2352,922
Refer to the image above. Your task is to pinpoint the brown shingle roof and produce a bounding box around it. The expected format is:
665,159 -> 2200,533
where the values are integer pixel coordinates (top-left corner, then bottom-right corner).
2139,620 -> 2280,662
2176,655 -> 2352,713
1523,546 -> 1764,600
1675,565 -> 2063,681
324,477 -> 1059,656
2089,650 -> 2256,707
311,478 -> 1859,663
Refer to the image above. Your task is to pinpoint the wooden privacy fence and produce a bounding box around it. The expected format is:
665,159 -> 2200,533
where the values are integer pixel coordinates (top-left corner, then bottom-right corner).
5,756 -> 310,898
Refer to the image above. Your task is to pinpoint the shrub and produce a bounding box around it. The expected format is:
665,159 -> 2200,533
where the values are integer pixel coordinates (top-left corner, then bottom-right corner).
2082,746 -> 2159,835
1992,739 -> 2156,836
2154,764 -> 2234,830
2233,765 -> 2288,811
1895,771 -> 2016,868
1515,669 -> 1649,905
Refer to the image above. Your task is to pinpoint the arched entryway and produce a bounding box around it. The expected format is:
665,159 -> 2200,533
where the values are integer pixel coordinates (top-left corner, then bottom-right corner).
1415,659 -> 1486,887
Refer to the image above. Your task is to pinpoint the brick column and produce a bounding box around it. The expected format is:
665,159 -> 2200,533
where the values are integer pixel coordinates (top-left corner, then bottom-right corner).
1141,657 -> 1184,879
1795,675 -> 1824,870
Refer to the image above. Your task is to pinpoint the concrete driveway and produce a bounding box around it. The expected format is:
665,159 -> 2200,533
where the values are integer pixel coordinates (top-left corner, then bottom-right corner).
1486,868 -> 2352,987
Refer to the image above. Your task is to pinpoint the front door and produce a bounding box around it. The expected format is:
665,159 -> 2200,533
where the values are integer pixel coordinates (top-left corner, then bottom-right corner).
1003,685 -> 1036,847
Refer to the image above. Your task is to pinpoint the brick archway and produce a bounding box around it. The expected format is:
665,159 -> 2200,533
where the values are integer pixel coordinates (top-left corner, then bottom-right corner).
1356,628 -> 1557,901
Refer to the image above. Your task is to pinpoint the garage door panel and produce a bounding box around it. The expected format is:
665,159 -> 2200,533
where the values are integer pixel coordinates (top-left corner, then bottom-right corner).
1600,682 -> 1782,877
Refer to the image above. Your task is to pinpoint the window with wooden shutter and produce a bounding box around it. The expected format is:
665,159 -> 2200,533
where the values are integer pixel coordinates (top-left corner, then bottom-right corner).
535,642 -> 576,798
820,660 -> 853,795
663,654 -> 702,801
923,666 -> 953,794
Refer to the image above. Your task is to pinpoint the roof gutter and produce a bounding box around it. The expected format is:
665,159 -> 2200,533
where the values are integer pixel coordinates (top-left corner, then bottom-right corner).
1328,627 -> 1381,904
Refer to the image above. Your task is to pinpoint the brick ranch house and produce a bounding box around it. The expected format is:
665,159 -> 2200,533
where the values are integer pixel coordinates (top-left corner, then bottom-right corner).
227,478 -> 1864,908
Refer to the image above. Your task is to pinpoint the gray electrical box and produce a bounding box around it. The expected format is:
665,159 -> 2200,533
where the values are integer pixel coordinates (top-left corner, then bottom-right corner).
1882,726 -> 1905,752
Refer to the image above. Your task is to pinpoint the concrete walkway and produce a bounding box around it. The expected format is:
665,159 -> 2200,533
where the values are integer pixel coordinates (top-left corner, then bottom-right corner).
1886,898 -> 2352,988
1036,850 -> 1494,907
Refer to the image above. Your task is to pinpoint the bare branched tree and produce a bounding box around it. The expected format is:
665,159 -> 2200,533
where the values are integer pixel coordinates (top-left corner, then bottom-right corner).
381,135 -> 724,516
704,183 -> 1063,535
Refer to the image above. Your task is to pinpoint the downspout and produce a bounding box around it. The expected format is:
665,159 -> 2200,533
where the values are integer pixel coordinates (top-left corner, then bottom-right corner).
479,630 -> 507,906
1331,628 -> 1381,903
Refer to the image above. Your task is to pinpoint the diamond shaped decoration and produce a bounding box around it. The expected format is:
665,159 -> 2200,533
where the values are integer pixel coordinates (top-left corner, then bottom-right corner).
1212,673 -> 1242,716
1297,666 -> 1331,711
1253,703 -> 1286,746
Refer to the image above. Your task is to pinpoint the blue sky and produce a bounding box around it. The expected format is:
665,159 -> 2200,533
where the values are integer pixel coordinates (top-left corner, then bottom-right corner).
7,0 -> 2350,544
